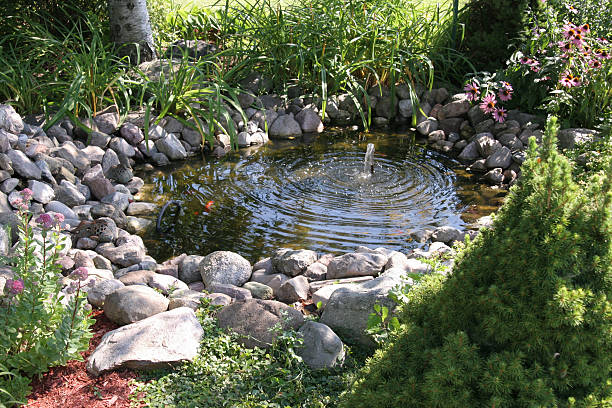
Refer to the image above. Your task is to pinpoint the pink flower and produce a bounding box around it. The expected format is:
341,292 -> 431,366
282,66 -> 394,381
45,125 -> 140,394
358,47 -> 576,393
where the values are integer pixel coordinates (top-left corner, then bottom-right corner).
498,87 -> 513,101
519,56 -> 533,65
35,213 -> 54,229
500,81 -> 513,91
21,188 -> 33,201
579,24 -> 590,35
570,75 -> 581,87
70,267 -> 89,281
566,5 -> 578,14
464,82 -> 480,102
53,213 -> 65,224
5,278 -> 24,295
589,59 -> 603,69
595,49 -> 611,59
493,107 -> 507,123
479,94 -> 497,114
562,23 -> 577,39
559,72 -> 580,88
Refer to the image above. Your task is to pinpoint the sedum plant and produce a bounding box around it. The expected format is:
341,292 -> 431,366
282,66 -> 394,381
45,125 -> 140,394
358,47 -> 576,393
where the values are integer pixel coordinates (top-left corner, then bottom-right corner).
0,190 -> 94,406
341,117 -> 612,407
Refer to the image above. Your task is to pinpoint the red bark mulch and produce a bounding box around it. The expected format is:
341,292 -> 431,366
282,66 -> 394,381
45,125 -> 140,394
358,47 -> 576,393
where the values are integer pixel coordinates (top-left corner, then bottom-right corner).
26,310 -> 145,408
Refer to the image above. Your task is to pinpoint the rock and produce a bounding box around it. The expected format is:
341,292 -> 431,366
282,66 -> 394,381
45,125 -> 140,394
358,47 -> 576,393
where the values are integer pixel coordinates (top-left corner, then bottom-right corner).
175,255 -> 203,284
557,128 -> 598,149
474,119 -> 495,134
83,165 -> 115,200
151,152 -> 170,166
0,105 -> 24,134
253,257 -> 274,274
148,273 -> 189,295
53,142 -> 90,173
416,118 -> 438,136
104,285 -> 169,325
485,146 -> 512,169
45,200 -> 77,220
497,133 -> 523,151
155,133 -> 187,160
97,242 -> 146,268
118,269 -> 155,285
242,281 -> 274,300
269,114 -> 302,138
295,108 -> 324,133
126,202 -> 158,216
297,321 -> 345,369
88,279 -> 125,308
206,282 -> 252,300
216,299 -> 304,348
101,192 -> 130,212
457,141 -> 480,161
484,168 -> 504,185
120,122 -> 144,146
320,284 -> 396,348
427,130 -> 445,143
109,137 -> 136,158
431,226 -> 465,244
312,281 -> 369,309
168,289 -> 207,310
438,99 -> 470,119
303,262 -> 327,281
326,252 -> 387,279
87,131 -> 111,148
7,149 -> 41,179
398,99 -> 413,117
199,251 -> 251,287
475,133 -> 501,157
93,112 -> 119,135
375,96 -> 398,119
277,275 -> 309,303
28,180 -> 55,204
251,109 -> 278,132
271,248 -> 318,277
125,216 -> 152,235
87,307 -> 203,376
237,132 -> 253,148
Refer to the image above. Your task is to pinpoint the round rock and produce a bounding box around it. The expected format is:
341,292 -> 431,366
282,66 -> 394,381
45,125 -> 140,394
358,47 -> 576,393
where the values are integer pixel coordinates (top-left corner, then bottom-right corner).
199,251 -> 252,287
103,285 -> 169,325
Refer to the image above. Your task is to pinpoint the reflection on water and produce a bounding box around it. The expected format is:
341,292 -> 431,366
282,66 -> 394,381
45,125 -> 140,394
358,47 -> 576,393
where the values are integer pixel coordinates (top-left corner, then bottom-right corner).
137,130 -> 506,262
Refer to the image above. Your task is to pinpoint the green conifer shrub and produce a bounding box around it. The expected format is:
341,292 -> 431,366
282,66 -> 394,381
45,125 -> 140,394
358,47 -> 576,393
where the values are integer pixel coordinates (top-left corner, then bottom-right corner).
340,117 -> 612,407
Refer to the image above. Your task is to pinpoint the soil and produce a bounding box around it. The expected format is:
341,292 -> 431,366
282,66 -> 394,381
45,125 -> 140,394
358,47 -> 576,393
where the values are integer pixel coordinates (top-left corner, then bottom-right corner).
26,310 -> 144,408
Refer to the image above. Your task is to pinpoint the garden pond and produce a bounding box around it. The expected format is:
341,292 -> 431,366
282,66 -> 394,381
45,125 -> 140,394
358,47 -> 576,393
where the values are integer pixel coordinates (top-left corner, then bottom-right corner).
137,130 -> 506,262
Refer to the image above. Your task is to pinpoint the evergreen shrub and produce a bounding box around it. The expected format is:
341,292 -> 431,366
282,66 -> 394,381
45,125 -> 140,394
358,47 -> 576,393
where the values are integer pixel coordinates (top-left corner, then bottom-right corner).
341,117 -> 612,407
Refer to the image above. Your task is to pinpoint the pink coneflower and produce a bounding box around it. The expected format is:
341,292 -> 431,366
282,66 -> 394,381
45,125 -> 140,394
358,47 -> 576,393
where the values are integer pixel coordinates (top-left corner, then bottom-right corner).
519,56 -> 533,65
500,81 -> 513,91
493,107 -> 507,123
559,41 -> 573,53
589,59 -> 603,69
559,72 -> 580,87
566,4 -> 578,14
464,82 -> 480,102
498,87 -> 513,101
563,23 -> 577,39
571,31 -> 585,46
579,23 -> 590,34
595,48 -> 611,59
479,94 -> 497,114
570,75 -> 581,87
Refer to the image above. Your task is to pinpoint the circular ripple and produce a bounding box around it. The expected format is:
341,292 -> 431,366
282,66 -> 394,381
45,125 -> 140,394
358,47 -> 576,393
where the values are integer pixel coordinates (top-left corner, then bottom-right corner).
141,133 -> 471,261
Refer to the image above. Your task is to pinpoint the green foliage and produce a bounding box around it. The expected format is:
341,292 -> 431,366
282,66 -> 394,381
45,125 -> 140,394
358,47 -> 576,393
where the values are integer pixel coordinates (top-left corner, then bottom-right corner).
0,194 -> 94,406
459,0 -> 540,72
341,117 -> 612,407
131,299 -> 357,407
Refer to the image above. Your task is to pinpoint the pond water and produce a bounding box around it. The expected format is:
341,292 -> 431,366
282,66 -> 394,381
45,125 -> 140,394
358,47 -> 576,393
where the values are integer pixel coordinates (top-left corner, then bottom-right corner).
137,130 -> 506,263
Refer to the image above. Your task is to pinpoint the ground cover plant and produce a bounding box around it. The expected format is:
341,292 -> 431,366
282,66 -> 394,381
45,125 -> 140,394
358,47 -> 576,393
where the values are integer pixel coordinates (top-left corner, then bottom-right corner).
130,300 -> 358,408
340,118 -> 612,407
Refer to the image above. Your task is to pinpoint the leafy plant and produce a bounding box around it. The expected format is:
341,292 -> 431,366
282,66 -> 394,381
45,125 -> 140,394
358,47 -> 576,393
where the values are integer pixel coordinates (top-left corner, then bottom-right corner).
0,190 -> 95,406
341,117 -> 612,407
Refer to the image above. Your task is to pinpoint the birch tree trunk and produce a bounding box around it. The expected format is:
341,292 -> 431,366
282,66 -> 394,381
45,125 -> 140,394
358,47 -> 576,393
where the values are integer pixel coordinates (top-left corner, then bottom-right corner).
108,0 -> 156,63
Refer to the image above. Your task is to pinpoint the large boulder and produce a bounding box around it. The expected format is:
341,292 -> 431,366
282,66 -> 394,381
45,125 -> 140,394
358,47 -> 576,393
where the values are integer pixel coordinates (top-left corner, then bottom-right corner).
155,133 -> 187,160
297,321 -> 345,369
103,285 -> 169,325
178,255 -> 204,284
269,114 -> 302,138
326,252 -> 387,279
7,149 -> 41,180
0,105 -> 24,134
216,299 -> 304,348
199,251 -> 251,287
87,307 -> 203,376
271,248 -> 318,277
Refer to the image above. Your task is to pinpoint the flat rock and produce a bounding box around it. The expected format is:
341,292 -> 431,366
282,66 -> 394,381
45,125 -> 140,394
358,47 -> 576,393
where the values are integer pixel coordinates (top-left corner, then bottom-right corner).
87,307 -> 203,376
326,252 -> 387,279
168,289 -> 208,310
206,282 -> 252,300
216,299 -> 304,348
7,149 -> 41,179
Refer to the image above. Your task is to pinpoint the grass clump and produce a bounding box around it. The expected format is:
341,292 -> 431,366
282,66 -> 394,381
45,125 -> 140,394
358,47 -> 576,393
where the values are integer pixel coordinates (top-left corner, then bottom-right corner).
340,116 -> 612,407
131,301 -> 358,408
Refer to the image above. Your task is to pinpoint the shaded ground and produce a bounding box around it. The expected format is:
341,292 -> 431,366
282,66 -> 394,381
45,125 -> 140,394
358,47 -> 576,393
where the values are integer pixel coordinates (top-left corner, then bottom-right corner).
26,310 -> 142,408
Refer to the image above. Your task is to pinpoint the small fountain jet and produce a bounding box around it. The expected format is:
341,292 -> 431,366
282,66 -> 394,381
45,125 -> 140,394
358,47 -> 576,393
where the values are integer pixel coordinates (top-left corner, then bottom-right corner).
364,143 -> 375,175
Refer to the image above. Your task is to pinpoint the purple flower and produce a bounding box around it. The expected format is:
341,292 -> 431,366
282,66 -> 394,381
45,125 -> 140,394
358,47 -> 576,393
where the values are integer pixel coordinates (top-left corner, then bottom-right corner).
479,94 -> 497,114
5,278 -> 24,295
559,72 -> 580,88
35,213 -> 54,229
463,82 -> 480,102
65,281 -> 79,295
493,107 -> 508,123
53,213 -> 65,224
21,188 -> 33,201
70,267 -> 89,281
498,88 -> 513,102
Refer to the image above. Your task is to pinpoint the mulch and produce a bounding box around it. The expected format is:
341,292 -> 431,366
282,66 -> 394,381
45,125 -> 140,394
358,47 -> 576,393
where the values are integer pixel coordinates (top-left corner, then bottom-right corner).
26,310 -> 144,408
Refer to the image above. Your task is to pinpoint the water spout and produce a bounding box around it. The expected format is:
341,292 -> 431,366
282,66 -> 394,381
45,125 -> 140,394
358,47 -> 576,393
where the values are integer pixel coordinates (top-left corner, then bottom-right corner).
364,143 -> 375,175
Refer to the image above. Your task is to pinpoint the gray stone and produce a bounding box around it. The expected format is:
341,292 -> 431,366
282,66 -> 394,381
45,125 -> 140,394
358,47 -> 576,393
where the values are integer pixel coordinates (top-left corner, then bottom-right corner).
242,281 -> 274,300
277,275 -> 309,303
557,128 -> 598,149
118,269 -> 155,285
151,152 -> 171,166
303,262 -> 327,281
0,178 -> 18,194
206,282 -> 252,300
45,201 -> 77,220
483,168 -> 504,185
88,279 -> 125,308
148,273 -> 189,295
297,321 -> 345,369
148,125 -> 168,141
178,255 -> 204,284
467,104 -> 486,126
375,96 -> 398,119
427,130 -> 445,143
199,251 -> 252,287
0,225 -> 9,256
124,216 -> 151,235
271,248 -> 318,277
7,149 -> 41,179
475,133 -> 502,157
97,241 -> 146,268
83,165 -> 115,200
93,112 -> 119,135
311,280 -> 372,309
216,299 -> 304,348
53,142 -> 90,173
155,133 -> 187,160
438,99 -> 470,119
28,180 -> 55,204
109,137 -> 136,158
269,114 -> 302,138
120,122 -> 144,146
237,132 -> 253,148
104,285 -> 169,325
431,226 -> 465,244
88,131 -> 111,148
497,133 -> 523,151
87,307 -> 203,376
295,108 -> 323,133
101,192 -> 130,212
168,289 -> 208,310
0,105 -> 24,134
55,180 -> 86,207
251,109 -> 278,133
486,146 -> 512,169
474,119 -> 495,134
326,252 -> 387,279
416,118 -> 438,136
126,202 -> 158,217
398,99 -> 413,117
253,257 -> 273,274
320,285 -> 396,348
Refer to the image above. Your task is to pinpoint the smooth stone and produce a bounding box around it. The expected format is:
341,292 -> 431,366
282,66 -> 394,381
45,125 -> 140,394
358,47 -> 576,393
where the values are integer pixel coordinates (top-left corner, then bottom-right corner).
206,282 -> 252,300
45,200 -> 77,220
297,321 -> 345,369
199,251 -> 252,287
431,226 -> 465,244
7,149 -> 41,179
276,275 -> 310,303
326,252 -> 387,279
148,273 -> 189,295
242,281 -> 274,300
271,248 -> 318,277
103,285 -> 169,325
178,255 -> 205,284
88,279 -> 125,308
125,216 -> 152,235
155,133 -> 187,160
168,289 -> 208,310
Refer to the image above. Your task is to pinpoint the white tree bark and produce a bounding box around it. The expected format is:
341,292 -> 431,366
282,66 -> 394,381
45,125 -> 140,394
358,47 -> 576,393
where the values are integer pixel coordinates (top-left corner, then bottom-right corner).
108,0 -> 156,62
